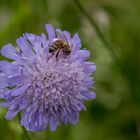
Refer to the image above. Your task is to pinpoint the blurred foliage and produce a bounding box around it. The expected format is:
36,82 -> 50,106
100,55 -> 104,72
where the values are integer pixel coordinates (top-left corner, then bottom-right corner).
0,0 -> 140,140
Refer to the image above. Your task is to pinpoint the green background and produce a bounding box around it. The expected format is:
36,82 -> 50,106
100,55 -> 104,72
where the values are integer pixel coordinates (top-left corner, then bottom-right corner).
0,0 -> 140,140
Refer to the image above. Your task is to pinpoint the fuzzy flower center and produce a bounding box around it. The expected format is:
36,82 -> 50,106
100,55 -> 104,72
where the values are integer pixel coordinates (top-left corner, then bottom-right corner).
26,59 -> 86,108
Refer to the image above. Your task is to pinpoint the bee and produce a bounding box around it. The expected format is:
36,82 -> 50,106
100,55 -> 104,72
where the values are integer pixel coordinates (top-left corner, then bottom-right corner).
49,31 -> 71,58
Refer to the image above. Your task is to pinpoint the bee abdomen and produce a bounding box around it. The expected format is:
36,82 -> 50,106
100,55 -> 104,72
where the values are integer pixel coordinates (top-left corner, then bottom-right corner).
49,40 -> 63,53
49,47 -> 56,53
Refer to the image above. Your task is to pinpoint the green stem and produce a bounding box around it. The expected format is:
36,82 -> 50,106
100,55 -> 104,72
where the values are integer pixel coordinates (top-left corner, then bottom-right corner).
18,114 -> 32,140
73,0 -> 128,74
73,0 -> 136,87
73,0 -> 116,57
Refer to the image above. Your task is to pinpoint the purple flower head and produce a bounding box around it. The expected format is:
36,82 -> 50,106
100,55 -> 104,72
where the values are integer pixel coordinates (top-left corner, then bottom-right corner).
0,24 -> 96,131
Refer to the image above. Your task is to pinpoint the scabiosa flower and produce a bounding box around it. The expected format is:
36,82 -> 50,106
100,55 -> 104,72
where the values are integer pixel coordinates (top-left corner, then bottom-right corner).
0,24 -> 96,131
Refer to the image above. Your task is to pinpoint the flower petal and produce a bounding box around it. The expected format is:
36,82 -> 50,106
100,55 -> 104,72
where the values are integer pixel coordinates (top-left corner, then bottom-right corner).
45,24 -> 55,40
2,85 -> 29,100
63,31 -> 72,44
0,60 -> 20,75
85,62 -> 96,73
1,43 -> 19,60
62,110 -> 79,125
24,33 -> 47,56
49,116 -> 60,131
7,75 -> 29,86
16,37 -> 35,57
72,33 -> 81,51
79,50 -> 90,60
5,109 -> 20,120
10,85 -> 29,96
0,76 -> 8,88
81,91 -> 96,100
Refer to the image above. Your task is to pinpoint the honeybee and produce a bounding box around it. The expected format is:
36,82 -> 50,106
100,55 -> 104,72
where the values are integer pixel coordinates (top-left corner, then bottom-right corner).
49,31 -> 71,58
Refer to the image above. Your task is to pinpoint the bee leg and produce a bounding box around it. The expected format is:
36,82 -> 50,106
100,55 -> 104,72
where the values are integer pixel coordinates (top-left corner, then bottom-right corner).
56,49 -> 61,61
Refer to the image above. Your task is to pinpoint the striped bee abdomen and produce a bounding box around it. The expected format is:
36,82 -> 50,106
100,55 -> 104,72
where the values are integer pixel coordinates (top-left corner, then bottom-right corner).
48,31 -> 71,59
49,40 -> 63,53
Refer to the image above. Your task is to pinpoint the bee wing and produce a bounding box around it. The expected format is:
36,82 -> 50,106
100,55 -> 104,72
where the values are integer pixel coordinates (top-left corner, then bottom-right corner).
55,31 -> 63,39
55,30 -> 70,46
62,33 -> 69,46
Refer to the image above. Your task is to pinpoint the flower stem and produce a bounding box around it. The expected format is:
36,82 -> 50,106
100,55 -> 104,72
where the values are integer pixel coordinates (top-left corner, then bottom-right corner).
73,0 -> 116,57
73,0 -> 126,75
18,114 -> 32,140
72,0 -> 137,88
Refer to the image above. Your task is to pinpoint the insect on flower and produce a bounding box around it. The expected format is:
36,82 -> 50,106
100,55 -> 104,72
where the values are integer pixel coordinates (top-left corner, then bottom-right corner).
0,24 -> 96,132
49,31 -> 71,58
